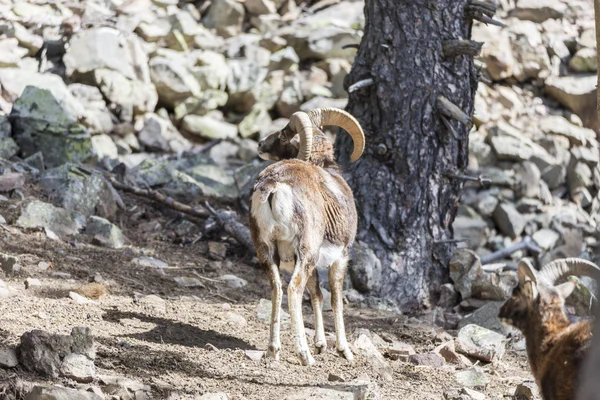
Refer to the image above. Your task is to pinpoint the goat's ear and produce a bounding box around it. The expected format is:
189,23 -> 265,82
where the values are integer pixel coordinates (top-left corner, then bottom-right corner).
556,281 -> 576,299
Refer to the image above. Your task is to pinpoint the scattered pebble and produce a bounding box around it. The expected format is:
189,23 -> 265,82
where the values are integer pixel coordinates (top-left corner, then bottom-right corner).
0,348 -> 18,368
24,278 -> 41,289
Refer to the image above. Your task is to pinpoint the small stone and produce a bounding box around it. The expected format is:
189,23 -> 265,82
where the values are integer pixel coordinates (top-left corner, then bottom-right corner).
439,283 -> 458,308
225,312 -> 247,327
449,249 -> 482,300
455,367 -> 489,390
456,324 -> 506,363
532,229 -> 560,250
244,350 -> 265,361
25,386 -> 103,400
256,298 -> 290,324
139,294 -> 167,313
70,291 -> 92,304
24,278 -> 41,289
38,261 -> 50,271
199,394 -> 230,400
515,380 -> 539,400
493,203 -> 526,239
0,253 -> 20,275
408,353 -> 445,367
173,276 -> 204,288
385,341 -> 416,361
131,256 -> 168,269
85,216 -> 125,249
220,274 -> 248,288
328,373 -> 345,382
0,348 -> 18,368
208,242 -> 228,260
435,341 -> 472,367
60,353 -> 95,383
459,388 -> 486,400
181,115 -> 238,140
353,334 -> 393,381
0,173 -> 26,192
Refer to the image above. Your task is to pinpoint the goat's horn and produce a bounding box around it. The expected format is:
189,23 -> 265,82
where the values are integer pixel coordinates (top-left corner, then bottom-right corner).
539,258 -> 600,286
308,108 -> 365,162
288,112 -> 313,162
518,259 -> 538,284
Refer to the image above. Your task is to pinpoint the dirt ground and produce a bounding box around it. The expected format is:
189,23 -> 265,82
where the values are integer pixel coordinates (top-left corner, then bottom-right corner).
0,187 -> 535,399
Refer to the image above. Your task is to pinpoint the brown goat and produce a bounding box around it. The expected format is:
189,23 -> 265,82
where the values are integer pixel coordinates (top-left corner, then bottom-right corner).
499,258 -> 600,400
248,108 -> 364,366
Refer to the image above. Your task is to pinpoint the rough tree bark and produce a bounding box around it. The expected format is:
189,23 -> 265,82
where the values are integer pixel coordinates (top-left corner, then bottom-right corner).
336,0 -> 482,311
575,1 -> 600,398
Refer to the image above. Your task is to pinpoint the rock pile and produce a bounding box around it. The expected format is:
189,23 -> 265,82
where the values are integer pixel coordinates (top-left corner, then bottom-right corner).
0,0 -> 597,320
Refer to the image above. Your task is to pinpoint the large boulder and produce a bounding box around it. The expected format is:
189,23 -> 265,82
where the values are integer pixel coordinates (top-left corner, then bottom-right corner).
9,86 -> 94,168
149,57 -> 201,108
203,0 -> 245,38
40,164 -> 119,219
63,28 -> 157,119
16,200 -> 84,238
471,24 -> 516,81
545,75 -> 598,130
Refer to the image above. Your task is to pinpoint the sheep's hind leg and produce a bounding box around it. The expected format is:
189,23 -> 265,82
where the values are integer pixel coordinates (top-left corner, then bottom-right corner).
329,256 -> 353,361
288,261 -> 315,366
306,267 -> 327,354
267,262 -> 282,360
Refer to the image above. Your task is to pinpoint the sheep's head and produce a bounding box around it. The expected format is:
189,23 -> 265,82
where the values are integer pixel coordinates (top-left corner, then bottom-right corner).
257,108 -> 365,164
499,258 -> 600,331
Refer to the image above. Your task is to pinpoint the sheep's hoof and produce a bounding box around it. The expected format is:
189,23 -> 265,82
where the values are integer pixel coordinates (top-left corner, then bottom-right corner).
338,347 -> 354,361
267,345 -> 280,361
314,340 -> 327,354
298,351 -> 316,366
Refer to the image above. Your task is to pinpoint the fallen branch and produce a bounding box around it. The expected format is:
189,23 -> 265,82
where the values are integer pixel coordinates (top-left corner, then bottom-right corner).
204,202 -> 256,252
444,172 -> 491,187
108,176 -> 209,218
480,237 -> 543,264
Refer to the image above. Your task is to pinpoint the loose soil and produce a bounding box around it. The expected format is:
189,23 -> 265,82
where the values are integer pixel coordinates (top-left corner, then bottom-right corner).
0,186 -> 534,399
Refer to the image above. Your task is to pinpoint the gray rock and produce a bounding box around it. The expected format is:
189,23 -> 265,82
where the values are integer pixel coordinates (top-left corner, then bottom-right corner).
226,60 -> 269,113
181,115 -> 238,140
136,18 -> 171,42
98,374 -> 152,399
174,276 -> 204,288
510,0 -> 566,23
19,327 -> 95,380
435,341 -> 472,367
10,22 -> 43,55
24,278 -> 41,289
349,241 -> 382,293
0,38 -> 28,67
40,164 -> 118,219
472,270 -> 517,301
10,86 -> 93,168
539,115 -> 595,147
458,301 -> 513,335
532,228 -> 560,250
149,57 -> 200,109
569,48 -> 598,73
515,162 -> 541,199
138,294 -> 167,313
449,249 -> 482,300
220,274 -> 248,288
91,134 -> 118,160
85,216 -> 125,249
545,75 -> 597,129
0,279 -> 19,298
69,84 -> 115,134
199,394 -> 230,400
385,341 -> 416,361
452,217 -> 489,249
0,253 -> 20,275
0,348 -> 18,368
203,0 -> 245,38
408,353 -> 445,367
244,0 -> 276,15
256,298 -> 290,325
455,367 -> 490,390
0,137 -> 19,159
493,203 -> 526,239
508,20 -> 551,82
16,200 -> 84,238
136,113 -> 191,153
234,161 -> 270,205
353,334 -> 393,381
472,25 -> 515,81
25,385 -> 103,400
132,256 -> 168,269
515,381 -> 540,400
60,353 -> 95,383
0,68 -> 84,119
439,283 -> 458,308
456,324 -> 506,363
0,172 -> 25,192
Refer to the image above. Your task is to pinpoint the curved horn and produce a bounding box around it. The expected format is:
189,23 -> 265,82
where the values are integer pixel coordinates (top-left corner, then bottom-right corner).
308,108 -> 365,162
518,259 -> 538,284
288,112 -> 313,162
539,258 -> 600,286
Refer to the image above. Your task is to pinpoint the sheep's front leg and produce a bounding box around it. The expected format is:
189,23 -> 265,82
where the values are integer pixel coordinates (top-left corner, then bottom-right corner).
267,262 -> 282,360
306,268 -> 327,354
288,264 -> 315,366
329,257 -> 353,361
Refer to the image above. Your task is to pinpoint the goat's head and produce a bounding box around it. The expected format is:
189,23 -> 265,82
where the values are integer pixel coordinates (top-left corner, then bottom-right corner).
499,258 -> 600,330
257,108 -> 365,164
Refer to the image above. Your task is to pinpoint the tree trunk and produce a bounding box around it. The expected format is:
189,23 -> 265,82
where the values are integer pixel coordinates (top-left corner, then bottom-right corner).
576,1 -> 600,398
336,0 -> 479,312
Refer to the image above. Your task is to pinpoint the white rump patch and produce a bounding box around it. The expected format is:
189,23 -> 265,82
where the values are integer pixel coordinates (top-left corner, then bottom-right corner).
317,242 -> 344,269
